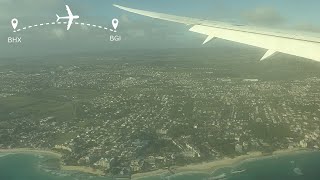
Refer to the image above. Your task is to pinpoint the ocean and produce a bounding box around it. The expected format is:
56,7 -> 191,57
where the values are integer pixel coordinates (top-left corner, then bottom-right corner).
1,151 -> 320,180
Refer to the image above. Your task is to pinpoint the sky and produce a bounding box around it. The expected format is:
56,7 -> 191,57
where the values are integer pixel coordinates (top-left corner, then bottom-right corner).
0,0 -> 320,57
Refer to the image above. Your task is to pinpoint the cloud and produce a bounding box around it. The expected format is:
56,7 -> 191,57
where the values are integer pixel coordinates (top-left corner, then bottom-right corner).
0,1 -> 204,58
0,0 -> 10,4
242,7 -> 284,26
118,13 -> 187,40
0,0 -> 63,18
242,6 -> 320,33
80,24 -> 90,32
52,28 -> 65,39
120,14 -> 130,24
293,23 -> 320,32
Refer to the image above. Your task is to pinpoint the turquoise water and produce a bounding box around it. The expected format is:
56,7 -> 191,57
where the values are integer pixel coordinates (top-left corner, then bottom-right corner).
1,151 -> 320,180
0,153 -> 112,180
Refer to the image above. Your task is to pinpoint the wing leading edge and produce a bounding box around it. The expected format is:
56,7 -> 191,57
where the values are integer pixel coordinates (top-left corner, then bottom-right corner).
114,4 -> 320,62
66,5 -> 73,17
66,5 -> 74,30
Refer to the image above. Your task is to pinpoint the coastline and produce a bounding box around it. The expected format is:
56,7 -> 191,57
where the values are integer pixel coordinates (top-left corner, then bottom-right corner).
271,147 -> 310,156
0,148 -> 104,176
132,148 -> 315,179
0,147 -> 317,179
61,165 -> 105,176
0,148 -> 62,158
132,151 -> 263,179
132,169 -> 171,179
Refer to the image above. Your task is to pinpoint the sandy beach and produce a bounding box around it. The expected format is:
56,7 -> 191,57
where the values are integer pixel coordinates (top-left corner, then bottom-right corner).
132,148 -> 313,179
61,165 -> 105,176
132,152 -> 263,179
0,147 -> 315,179
132,169 -> 169,179
176,151 -> 262,172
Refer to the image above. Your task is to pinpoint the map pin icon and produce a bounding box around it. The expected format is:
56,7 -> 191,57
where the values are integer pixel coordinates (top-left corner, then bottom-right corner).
11,18 -> 18,30
112,18 -> 119,30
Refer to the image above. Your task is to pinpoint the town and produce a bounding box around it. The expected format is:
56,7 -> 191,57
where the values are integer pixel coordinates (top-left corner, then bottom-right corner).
0,48 -> 320,176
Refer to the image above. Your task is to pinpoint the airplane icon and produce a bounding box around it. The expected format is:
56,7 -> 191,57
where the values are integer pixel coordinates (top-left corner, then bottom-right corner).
56,5 -> 79,30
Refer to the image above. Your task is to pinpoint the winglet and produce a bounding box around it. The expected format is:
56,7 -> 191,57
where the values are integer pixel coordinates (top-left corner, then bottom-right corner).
260,50 -> 277,61
203,35 -> 216,44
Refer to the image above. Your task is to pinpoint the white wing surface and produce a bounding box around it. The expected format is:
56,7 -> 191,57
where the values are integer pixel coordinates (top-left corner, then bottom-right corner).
66,5 -> 73,17
67,18 -> 73,30
114,4 -> 320,62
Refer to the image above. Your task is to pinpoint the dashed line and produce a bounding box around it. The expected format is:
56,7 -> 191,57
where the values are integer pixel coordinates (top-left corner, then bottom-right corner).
13,21 -> 117,33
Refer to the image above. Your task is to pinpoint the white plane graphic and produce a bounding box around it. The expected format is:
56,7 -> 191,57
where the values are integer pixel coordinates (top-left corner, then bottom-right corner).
56,5 -> 79,30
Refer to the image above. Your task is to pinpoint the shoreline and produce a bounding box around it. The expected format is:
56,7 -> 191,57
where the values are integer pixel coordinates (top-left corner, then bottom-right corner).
132,148 -> 316,179
0,148 -> 62,158
0,148 -> 104,176
132,151 -> 263,179
0,147 -> 317,179
61,165 -> 105,176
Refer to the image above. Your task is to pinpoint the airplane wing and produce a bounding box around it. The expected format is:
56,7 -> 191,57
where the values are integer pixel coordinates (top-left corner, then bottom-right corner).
113,4 -> 320,62
67,18 -> 73,30
66,5 -> 73,17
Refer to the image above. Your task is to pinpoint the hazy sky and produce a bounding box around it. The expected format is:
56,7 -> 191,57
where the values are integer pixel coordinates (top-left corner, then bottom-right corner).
1,0 -> 319,57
